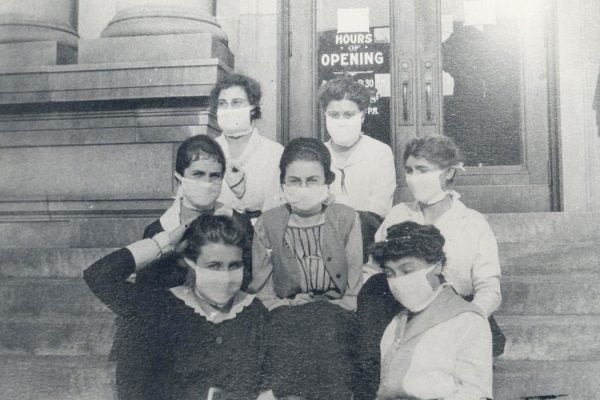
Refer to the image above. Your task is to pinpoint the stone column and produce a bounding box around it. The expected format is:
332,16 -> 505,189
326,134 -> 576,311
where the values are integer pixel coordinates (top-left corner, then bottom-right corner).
102,0 -> 226,42
79,0 -> 232,66
0,0 -> 79,66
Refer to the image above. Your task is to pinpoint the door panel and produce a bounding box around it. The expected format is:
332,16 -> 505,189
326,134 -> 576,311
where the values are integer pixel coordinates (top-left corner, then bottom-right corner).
284,0 -> 555,212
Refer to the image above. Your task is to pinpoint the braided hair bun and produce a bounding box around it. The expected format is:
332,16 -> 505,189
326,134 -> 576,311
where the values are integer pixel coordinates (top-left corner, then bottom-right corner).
370,221 -> 447,267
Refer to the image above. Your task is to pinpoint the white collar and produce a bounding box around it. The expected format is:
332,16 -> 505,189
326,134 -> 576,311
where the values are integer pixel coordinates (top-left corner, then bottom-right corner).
169,288 -> 256,324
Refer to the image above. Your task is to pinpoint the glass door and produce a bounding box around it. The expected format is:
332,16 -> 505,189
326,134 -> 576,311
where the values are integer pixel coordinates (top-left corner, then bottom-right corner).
284,0 -> 556,212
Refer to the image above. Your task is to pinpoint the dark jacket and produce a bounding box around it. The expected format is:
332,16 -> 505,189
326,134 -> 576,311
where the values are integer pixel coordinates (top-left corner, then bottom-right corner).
84,248 -> 268,400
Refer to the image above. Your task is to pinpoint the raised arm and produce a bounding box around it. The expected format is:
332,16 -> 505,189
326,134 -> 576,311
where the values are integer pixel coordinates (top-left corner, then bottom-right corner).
83,226 -> 186,316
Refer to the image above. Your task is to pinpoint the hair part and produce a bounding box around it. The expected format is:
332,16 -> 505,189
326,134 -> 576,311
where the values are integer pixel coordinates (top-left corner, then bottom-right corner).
279,137 -> 335,185
318,75 -> 371,111
175,134 -> 226,176
370,221 -> 447,268
209,73 -> 262,121
181,214 -> 252,290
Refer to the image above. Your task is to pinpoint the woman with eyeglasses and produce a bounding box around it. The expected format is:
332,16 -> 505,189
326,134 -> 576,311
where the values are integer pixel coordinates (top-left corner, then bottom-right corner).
248,137 -> 363,399
211,74 -> 284,221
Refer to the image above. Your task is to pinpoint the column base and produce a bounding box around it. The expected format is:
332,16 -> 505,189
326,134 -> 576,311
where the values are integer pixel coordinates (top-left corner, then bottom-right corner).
0,41 -> 76,67
78,32 -> 233,67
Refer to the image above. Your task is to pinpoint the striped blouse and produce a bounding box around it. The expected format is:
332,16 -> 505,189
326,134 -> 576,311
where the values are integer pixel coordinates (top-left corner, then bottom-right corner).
284,224 -> 339,294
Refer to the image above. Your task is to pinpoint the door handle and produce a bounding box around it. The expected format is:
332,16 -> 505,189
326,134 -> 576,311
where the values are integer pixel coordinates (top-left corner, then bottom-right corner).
425,81 -> 432,122
402,81 -> 409,121
399,61 -> 413,126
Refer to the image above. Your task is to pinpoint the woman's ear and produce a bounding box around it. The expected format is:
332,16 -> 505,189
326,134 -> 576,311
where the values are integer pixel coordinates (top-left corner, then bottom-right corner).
441,167 -> 456,184
426,263 -> 444,289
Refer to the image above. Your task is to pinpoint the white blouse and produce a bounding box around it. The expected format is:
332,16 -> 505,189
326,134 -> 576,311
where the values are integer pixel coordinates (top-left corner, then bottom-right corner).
374,192 -> 502,316
216,129 -> 284,213
325,135 -> 396,218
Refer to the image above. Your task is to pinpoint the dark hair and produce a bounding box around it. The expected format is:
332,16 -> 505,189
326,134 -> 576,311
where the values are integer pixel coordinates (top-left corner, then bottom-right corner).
175,135 -> 226,176
370,221 -> 447,267
279,137 -> 335,185
318,75 -> 371,111
403,135 -> 462,169
181,214 -> 252,290
209,73 -> 262,121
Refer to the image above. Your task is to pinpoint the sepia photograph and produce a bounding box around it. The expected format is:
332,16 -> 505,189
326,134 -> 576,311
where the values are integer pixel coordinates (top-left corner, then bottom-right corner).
0,0 -> 598,399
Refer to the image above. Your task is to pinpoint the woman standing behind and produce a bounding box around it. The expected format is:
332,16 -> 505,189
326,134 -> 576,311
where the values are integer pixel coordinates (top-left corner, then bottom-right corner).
211,74 -> 284,219
319,76 -> 396,219
249,137 -> 363,399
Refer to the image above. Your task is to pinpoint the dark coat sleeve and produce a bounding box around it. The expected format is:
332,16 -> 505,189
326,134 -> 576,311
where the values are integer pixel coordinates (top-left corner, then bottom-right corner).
83,248 -> 168,317
233,211 -> 255,292
143,219 -> 164,239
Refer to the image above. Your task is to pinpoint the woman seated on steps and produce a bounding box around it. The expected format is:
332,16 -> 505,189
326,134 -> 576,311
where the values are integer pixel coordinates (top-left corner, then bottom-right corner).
362,221 -> 493,400
84,214 -> 269,400
109,134 -> 254,400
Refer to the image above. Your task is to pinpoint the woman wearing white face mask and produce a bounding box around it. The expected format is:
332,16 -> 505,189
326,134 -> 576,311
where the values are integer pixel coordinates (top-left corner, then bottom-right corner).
372,135 -> 502,317
210,74 -> 284,219
318,76 -> 397,219
364,222 -> 493,400
248,138 -> 363,399
355,135 -> 503,399
109,134 -> 254,400
84,215 -> 270,400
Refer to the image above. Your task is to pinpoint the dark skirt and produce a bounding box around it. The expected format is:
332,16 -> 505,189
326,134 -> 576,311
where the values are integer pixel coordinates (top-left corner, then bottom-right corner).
266,301 -> 355,400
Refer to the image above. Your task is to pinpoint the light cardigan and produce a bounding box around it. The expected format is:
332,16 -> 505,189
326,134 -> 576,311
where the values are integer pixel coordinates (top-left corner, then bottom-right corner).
374,192 -> 501,316
248,204 -> 363,311
378,287 -> 493,400
325,135 -> 397,218
216,128 -> 284,213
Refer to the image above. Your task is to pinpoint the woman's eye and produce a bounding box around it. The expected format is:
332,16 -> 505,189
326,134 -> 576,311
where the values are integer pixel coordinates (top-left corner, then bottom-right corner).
228,263 -> 244,271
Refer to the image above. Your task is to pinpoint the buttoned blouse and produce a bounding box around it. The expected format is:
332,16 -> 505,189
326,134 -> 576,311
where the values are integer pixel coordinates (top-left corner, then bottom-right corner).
325,135 -> 397,218
216,128 -> 284,213
374,192 -> 501,316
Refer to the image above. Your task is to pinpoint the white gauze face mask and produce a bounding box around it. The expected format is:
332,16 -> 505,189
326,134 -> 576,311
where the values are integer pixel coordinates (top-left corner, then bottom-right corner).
185,258 -> 244,307
175,173 -> 222,210
325,114 -> 363,147
387,264 -> 441,312
217,106 -> 253,137
283,184 -> 330,213
405,170 -> 447,205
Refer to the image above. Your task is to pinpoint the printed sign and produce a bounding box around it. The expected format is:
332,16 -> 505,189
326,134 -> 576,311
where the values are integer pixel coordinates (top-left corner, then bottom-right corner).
318,23 -> 392,145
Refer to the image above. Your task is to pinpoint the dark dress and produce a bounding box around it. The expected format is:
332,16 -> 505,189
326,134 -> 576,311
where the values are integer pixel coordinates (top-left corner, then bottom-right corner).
110,212 -> 253,400
84,248 -> 268,400
353,273 -> 403,400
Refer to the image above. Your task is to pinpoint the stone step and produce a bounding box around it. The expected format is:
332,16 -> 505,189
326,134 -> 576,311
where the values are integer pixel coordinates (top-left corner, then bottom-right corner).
495,315 -> 600,361
0,248 -> 116,278
499,241 -> 600,275
0,217 -> 153,248
1,274 -> 598,318
487,212 -> 600,244
0,212 -> 599,248
499,274 -> 600,316
0,313 -> 597,362
493,360 -> 598,400
0,315 -> 114,357
2,240 -> 598,279
0,278 -> 109,316
0,355 -> 115,400
0,355 -> 592,400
